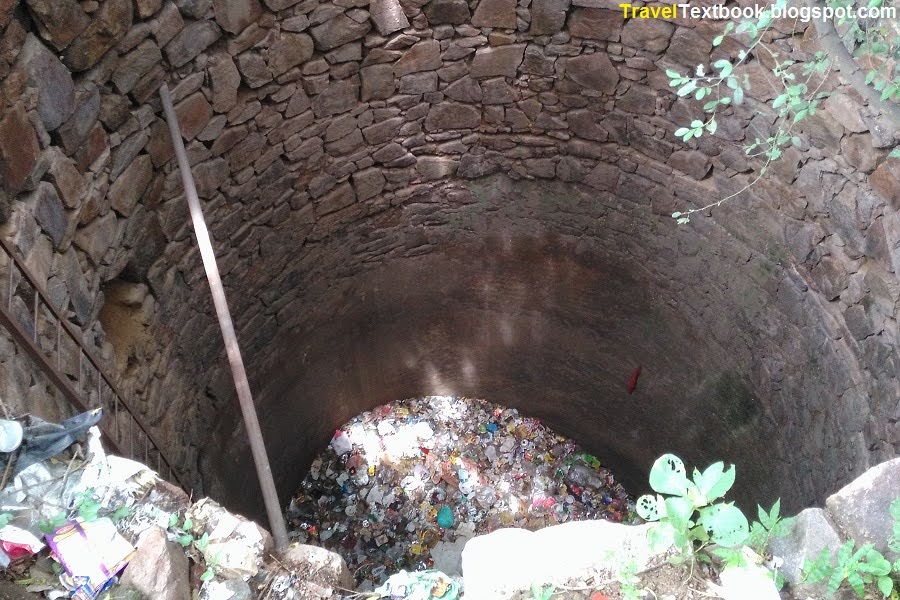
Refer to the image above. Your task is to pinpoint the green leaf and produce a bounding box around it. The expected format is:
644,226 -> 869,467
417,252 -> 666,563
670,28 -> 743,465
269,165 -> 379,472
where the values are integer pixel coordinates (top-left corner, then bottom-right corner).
674,127 -> 690,138
713,59 -> 733,78
677,81 -> 698,97
712,35 -> 724,47
703,463 -> 735,500
877,575 -> 893,597
648,454 -> 689,496
890,147 -> 900,159
636,494 -> 661,521
169,513 -> 179,528
793,109 -> 808,123
865,70 -> 878,85
732,87 -> 744,105
772,94 -> 787,109
664,497 -> 695,531
677,217 -> 690,225
112,505 -> 132,522
665,69 -> 682,79
671,212 -> 682,218
178,534 -> 193,547
802,548 -> 833,583
201,567 -> 216,583
846,571 -> 865,597
182,518 -> 193,531
195,532 -> 210,551
705,119 -> 717,135
703,98 -> 720,111
697,503 -> 749,547
78,499 -> 101,522
0,514 -> 13,528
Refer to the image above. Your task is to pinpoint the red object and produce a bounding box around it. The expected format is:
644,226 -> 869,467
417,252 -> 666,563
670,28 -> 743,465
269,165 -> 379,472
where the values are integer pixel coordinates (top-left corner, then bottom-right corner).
591,593 -> 611,600
627,366 -> 642,393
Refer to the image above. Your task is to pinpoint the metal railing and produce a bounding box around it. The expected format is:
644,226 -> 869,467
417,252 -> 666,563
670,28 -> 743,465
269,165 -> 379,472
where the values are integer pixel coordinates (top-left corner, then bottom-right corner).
0,235 -> 184,487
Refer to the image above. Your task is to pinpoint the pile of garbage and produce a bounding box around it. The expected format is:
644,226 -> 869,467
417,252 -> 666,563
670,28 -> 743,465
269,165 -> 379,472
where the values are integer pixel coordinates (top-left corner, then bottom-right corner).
0,409 -> 287,600
285,396 -> 634,591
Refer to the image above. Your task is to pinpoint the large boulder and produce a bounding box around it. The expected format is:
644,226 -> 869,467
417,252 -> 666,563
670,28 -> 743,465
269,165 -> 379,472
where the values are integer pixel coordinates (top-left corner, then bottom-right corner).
120,526 -> 190,600
825,457 -> 900,560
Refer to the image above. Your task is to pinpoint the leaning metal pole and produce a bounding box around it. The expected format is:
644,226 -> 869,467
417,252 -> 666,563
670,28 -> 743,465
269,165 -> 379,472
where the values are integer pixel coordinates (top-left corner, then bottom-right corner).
159,83 -> 289,550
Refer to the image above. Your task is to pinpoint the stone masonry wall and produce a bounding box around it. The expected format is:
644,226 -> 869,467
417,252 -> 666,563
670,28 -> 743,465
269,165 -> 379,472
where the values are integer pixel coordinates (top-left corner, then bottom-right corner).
0,0 -> 898,511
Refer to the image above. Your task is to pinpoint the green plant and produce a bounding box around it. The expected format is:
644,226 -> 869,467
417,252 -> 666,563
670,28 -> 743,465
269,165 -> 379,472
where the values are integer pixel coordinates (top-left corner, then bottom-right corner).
888,498 -> 900,555
37,489 -> 130,533
530,583 -> 554,600
636,454 -> 749,564
667,0 -> 900,223
802,540 -> 894,597
167,512 -> 215,582
746,499 -> 795,556
616,559 -> 649,600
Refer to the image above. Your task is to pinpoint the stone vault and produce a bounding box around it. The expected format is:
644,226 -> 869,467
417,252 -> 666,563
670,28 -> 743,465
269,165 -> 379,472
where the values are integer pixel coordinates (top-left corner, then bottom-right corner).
0,0 -> 898,522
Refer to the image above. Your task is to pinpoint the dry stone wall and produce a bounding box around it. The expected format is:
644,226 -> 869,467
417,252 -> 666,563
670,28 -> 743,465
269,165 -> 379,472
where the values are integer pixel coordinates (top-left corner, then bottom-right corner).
0,0 -> 899,515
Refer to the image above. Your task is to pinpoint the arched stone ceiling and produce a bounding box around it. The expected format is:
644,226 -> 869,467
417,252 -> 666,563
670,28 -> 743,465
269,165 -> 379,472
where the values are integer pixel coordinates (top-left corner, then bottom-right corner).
0,0 -> 898,522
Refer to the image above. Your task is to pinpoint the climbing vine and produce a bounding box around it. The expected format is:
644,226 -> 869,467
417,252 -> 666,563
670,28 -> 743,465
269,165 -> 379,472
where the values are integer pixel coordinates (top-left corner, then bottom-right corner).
668,0 -> 900,224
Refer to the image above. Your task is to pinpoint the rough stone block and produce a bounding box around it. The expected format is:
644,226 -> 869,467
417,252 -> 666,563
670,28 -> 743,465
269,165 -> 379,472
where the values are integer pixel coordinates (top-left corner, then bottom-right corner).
164,20 -> 221,68
152,3 -> 184,47
362,117 -> 403,145
424,103 -> 481,132
109,154 -> 153,215
352,167 -> 386,201
620,18 -> 674,53
826,457 -> 900,558
415,156 -> 458,180
213,0 -> 262,34
174,92 -> 212,141
472,0 -> 516,28
45,149 -> 89,209
565,52 -> 617,94
16,34 -> 75,131
315,182 -> 356,216
463,522 -> 658,598
112,39 -> 163,94
62,0 -> 133,71
424,0 -> 470,24
311,80 -> 359,118
568,8 -> 622,41
24,0 -> 90,50
361,64 -> 396,101
399,71 -> 438,94
121,526 -> 190,600
310,14 -> 371,51
369,0 -> 409,35
29,182 -> 68,248
0,104 -> 41,195
769,508 -> 845,598
470,44 -> 525,78
393,40 -> 441,76
529,0 -> 570,34
111,130 -> 150,181
870,160 -> 900,210
267,32 -> 314,76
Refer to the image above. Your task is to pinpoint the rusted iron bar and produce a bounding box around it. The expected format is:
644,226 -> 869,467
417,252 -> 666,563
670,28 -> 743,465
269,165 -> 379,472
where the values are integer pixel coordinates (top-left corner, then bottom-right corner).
159,83 -> 289,550
0,237 -> 183,485
0,298 -> 121,455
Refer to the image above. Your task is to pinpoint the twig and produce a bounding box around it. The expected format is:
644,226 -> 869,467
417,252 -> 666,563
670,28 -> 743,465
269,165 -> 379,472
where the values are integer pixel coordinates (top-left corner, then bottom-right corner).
0,449 -> 17,491
59,448 -> 83,507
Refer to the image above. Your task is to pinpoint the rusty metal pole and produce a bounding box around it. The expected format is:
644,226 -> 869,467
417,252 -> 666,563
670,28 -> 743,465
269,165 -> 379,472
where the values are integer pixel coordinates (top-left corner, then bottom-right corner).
159,84 -> 289,550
